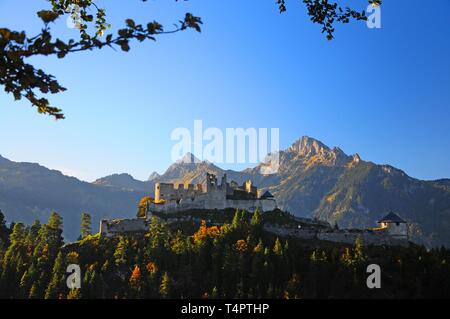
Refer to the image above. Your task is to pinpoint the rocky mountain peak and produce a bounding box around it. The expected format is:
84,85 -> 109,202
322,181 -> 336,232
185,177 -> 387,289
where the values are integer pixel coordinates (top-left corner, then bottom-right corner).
286,136 -> 349,167
289,136 -> 330,158
147,171 -> 161,181
177,152 -> 201,164
161,152 -> 221,183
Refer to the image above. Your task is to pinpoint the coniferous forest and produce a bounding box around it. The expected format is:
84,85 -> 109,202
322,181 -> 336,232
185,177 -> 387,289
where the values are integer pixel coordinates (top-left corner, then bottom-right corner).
1,209 -> 450,299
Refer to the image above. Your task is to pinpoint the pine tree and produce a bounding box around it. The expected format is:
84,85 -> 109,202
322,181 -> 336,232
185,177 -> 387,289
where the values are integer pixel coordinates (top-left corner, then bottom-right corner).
273,238 -> 283,255
89,270 -> 102,298
45,252 -> 65,299
101,260 -> 110,273
340,238 -> 367,269
0,238 -> 5,269
114,236 -> 129,267
159,272 -> 171,299
1,223 -> 27,298
171,230 -> 186,255
232,209 -> 241,229
28,220 -> 41,241
82,267 -> 93,298
26,214 -> 64,299
48,211 -> 63,230
28,282 -> 39,299
211,286 -> 218,298
250,239 -> 265,298
36,215 -> 63,254
251,209 -> 262,226
310,250 -> 317,262
44,212 -> 64,253
7,222 -> 26,245
284,273 -> 302,299
0,209 -> 8,243
0,209 -> 5,227
80,212 -> 92,239
19,270 -> 31,298
353,238 -> 366,263
340,247 -> 353,267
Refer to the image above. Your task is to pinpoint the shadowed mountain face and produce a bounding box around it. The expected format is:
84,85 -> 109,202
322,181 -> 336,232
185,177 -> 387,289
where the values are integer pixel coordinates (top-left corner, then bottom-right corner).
0,156 -> 145,241
1,136 -> 450,246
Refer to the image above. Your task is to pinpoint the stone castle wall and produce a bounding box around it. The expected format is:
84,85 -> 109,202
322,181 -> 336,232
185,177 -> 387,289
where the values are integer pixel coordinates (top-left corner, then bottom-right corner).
264,224 -> 409,247
99,217 -> 408,247
100,218 -> 148,238
148,189 -> 277,214
317,231 -> 408,246
154,173 -> 259,204
263,224 -> 317,240
155,182 -> 203,202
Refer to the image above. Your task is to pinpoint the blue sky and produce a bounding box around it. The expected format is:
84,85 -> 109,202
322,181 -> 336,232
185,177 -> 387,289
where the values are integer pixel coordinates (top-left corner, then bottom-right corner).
1,0 -> 449,182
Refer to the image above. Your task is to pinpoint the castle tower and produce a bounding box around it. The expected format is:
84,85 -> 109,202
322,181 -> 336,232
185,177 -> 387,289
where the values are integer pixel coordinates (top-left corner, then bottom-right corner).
221,173 -> 228,192
245,180 -> 253,193
377,212 -> 408,240
213,174 -> 218,189
205,173 -> 212,192
155,182 -> 161,202
222,173 -> 227,186
154,182 -> 175,202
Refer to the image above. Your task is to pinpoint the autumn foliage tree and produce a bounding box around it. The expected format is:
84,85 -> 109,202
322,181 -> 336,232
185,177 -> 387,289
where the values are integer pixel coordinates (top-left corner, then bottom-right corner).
80,212 -> 92,239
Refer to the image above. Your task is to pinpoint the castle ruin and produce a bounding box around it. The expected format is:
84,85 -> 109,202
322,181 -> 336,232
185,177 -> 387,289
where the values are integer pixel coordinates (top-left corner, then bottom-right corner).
100,173 -> 277,237
148,173 -> 277,214
99,173 -> 408,247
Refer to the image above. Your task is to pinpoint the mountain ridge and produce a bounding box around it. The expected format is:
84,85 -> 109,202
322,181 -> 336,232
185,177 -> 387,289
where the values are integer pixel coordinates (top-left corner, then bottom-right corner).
0,155 -> 145,241
1,135 -> 450,246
